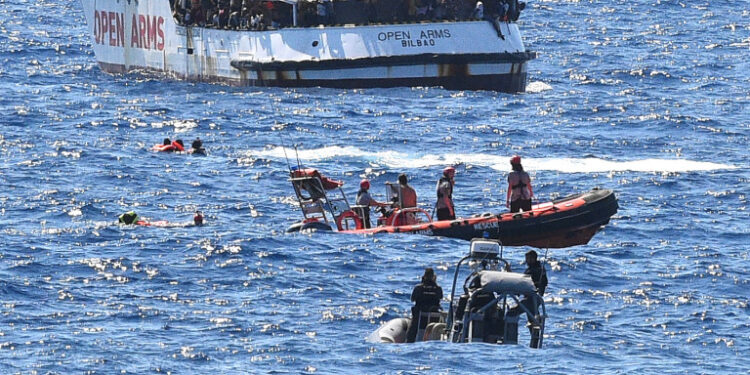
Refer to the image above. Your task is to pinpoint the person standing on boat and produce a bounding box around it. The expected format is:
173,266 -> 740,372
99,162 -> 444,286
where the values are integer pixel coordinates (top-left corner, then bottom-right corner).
506,250 -> 547,342
519,249 -> 547,347
435,166 -> 456,221
407,267 -> 443,343
524,250 -> 547,296
506,155 -> 533,212
355,179 -> 387,229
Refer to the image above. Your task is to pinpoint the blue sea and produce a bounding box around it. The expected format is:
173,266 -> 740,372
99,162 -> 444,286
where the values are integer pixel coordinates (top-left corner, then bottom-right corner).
1,0 -> 748,373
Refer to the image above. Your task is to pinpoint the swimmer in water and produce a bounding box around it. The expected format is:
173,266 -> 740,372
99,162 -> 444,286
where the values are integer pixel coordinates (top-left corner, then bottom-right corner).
153,138 -> 185,152
118,211 -> 139,225
118,210 -> 203,227
172,139 -> 185,152
190,138 -> 207,155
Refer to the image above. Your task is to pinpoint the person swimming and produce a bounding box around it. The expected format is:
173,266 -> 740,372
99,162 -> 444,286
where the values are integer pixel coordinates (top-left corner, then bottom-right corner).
152,138 -> 185,152
118,211 -> 140,225
117,210 -> 205,227
190,138 -> 207,155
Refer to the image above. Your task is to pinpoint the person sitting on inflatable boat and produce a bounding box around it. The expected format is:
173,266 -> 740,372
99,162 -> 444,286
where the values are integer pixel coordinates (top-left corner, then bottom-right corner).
406,267 -> 443,343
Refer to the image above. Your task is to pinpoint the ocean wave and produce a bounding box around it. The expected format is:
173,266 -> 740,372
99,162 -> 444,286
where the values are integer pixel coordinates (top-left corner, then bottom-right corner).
249,146 -> 735,173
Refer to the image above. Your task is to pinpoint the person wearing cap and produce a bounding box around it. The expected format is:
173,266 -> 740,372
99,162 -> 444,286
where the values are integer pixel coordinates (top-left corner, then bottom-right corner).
435,166 -> 456,221
355,179 -> 386,228
406,267 -> 443,343
506,155 -> 533,212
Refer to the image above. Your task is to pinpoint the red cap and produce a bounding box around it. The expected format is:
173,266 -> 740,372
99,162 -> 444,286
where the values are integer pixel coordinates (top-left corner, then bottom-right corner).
360,179 -> 370,190
510,155 -> 521,165
443,166 -> 456,177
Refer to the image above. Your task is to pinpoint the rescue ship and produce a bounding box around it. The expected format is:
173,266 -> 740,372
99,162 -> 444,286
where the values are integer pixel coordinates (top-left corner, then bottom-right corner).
80,0 -> 535,91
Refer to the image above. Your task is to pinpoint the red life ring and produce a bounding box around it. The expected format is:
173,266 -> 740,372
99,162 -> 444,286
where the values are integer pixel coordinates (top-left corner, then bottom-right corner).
336,210 -> 364,231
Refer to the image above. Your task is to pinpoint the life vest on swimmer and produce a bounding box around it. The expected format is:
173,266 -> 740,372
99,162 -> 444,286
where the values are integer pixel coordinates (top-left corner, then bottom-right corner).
291,168 -> 343,190
152,144 -> 175,152
171,140 -> 185,152
152,141 -> 185,152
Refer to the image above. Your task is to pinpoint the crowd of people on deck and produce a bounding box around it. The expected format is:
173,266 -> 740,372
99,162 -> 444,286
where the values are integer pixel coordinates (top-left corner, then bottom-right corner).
169,0 -> 525,30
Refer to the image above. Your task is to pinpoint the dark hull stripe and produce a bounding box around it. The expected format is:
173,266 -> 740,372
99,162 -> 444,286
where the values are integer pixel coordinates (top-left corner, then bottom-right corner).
99,62 -> 530,92
244,73 -> 530,92
231,52 -> 537,72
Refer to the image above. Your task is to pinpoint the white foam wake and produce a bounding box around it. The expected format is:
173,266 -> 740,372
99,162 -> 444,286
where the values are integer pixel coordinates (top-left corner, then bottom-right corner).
526,81 -> 553,93
250,146 -> 734,173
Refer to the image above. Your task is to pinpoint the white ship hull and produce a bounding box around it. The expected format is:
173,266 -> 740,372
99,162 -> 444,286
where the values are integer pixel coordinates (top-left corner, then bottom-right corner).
81,0 -> 535,91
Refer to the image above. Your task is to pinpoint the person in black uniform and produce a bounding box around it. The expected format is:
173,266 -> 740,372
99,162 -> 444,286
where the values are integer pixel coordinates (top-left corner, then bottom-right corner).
507,250 -> 547,346
522,250 -> 547,347
524,250 -> 547,296
406,267 -> 443,343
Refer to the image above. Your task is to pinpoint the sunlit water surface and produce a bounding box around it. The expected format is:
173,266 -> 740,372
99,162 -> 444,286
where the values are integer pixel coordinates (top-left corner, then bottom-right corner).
1,0 -> 748,373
